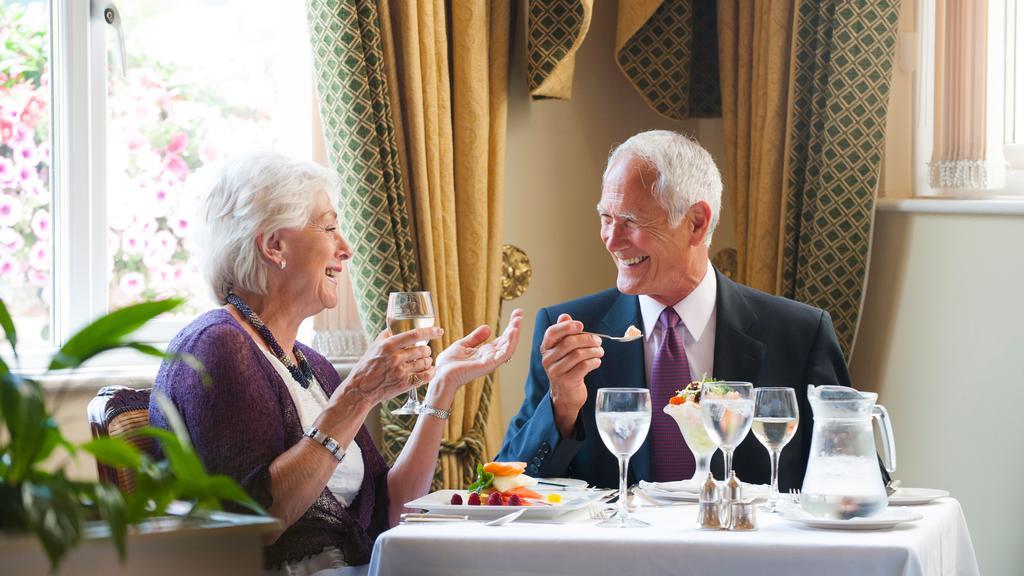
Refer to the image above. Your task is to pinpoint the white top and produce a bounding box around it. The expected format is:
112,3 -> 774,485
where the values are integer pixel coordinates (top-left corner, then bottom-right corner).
638,261 -> 718,384
259,349 -> 364,506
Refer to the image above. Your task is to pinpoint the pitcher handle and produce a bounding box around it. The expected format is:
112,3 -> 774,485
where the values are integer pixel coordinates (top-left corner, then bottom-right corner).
872,404 -> 897,474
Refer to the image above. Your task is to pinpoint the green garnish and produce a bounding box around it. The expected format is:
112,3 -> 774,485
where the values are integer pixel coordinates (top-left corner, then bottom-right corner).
466,463 -> 494,493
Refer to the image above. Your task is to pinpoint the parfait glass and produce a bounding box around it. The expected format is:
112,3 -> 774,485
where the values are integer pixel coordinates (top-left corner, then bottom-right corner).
595,388 -> 652,528
386,291 -> 435,415
699,381 -> 754,480
663,401 -> 717,482
752,387 -> 799,512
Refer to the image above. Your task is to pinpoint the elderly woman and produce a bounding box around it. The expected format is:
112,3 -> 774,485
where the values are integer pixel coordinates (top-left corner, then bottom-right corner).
150,151 -> 523,575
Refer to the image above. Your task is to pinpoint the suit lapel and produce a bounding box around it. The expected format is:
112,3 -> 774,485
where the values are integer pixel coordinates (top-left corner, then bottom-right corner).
712,269 -> 765,383
595,292 -> 651,481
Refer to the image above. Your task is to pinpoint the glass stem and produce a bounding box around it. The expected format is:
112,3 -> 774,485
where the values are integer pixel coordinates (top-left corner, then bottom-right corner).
617,455 -> 629,525
769,448 -> 781,511
407,387 -> 418,406
723,449 -> 734,480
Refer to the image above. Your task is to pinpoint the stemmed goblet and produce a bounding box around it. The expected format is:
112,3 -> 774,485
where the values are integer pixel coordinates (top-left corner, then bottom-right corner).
751,387 -> 799,512
699,381 -> 754,480
595,388 -> 651,528
386,291 -> 435,415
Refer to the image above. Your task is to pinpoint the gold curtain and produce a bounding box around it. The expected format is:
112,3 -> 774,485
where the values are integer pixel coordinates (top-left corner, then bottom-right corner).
379,0 -> 511,488
717,0 -> 795,293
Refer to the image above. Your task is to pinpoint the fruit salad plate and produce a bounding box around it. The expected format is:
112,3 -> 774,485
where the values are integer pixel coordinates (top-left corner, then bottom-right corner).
405,489 -> 612,521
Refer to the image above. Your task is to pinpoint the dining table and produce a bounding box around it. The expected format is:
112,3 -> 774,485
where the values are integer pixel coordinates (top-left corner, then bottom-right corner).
367,496 -> 979,576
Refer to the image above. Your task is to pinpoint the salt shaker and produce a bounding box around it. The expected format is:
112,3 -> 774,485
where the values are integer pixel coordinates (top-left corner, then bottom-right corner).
721,471 -> 742,528
697,472 -> 723,530
729,499 -> 758,531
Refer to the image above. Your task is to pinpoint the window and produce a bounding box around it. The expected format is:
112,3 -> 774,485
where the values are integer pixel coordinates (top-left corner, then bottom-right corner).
916,0 -> 1024,197
1,0 -> 357,370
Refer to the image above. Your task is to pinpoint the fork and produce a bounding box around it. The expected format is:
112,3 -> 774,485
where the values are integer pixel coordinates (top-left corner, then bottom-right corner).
588,505 -> 614,520
789,488 -> 801,504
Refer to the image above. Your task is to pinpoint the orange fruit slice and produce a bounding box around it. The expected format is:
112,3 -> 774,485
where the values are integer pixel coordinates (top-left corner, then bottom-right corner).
482,461 -> 527,477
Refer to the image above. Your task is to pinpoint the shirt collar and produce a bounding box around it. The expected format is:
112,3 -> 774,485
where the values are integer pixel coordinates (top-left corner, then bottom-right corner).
638,262 -> 717,342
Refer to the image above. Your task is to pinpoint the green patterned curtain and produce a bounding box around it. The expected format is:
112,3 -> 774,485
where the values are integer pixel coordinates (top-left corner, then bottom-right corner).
307,1 -> 420,355
527,0 -> 594,100
782,0 -> 902,357
615,0 -> 721,120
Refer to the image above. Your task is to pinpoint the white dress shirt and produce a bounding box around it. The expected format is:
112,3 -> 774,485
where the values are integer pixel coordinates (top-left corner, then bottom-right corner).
638,262 -> 717,387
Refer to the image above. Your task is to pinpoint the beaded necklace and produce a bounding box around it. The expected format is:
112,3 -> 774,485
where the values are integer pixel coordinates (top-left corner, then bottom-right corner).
227,292 -> 315,389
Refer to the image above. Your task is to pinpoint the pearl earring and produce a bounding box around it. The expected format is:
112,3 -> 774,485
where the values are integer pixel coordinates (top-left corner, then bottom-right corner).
279,260 -> 287,270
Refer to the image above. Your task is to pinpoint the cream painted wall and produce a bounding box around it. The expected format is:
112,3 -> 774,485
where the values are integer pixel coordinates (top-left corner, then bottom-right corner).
850,212 -> 1024,576
498,0 -> 729,431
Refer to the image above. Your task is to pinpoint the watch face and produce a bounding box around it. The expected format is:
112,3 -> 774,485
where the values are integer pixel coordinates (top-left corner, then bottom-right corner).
325,439 -> 339,452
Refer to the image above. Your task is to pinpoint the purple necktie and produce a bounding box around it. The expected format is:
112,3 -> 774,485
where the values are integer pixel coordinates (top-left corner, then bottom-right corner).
649,307 -> 695,482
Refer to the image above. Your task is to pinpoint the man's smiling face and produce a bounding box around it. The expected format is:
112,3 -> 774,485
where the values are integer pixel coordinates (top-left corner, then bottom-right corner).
598,154 -> 706,306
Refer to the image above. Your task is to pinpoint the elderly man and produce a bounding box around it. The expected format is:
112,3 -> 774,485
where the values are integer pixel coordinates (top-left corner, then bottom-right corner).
497,130 -> 851,490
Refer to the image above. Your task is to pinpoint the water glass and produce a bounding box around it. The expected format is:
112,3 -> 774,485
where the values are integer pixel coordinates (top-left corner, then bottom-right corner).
752,387 -> 799,512
699,381 -> 754,480
595,388 -> 651,528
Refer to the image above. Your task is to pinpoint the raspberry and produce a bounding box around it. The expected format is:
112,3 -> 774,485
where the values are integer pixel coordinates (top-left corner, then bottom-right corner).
450,493 -> 463,505
467,492 -> 481,506
507,494 -> 522,506
486,492 -> 503,506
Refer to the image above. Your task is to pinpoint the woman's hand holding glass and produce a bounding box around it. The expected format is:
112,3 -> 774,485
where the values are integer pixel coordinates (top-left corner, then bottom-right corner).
333,325 -> 442,415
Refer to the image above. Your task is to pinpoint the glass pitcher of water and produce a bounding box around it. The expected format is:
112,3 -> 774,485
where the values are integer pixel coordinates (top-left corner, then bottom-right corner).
800,385 -> 896,519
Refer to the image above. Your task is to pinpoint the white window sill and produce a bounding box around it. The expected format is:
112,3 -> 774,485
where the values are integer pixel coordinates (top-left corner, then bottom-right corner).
30,361 -> 357,391
876,197 -> 1024,215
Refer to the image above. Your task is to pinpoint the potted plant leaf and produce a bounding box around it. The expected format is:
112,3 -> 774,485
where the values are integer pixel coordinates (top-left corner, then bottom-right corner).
0,297 -> 274,573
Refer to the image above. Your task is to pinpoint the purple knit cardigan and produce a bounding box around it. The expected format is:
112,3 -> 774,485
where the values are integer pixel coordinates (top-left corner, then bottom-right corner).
149,309 -> 390,569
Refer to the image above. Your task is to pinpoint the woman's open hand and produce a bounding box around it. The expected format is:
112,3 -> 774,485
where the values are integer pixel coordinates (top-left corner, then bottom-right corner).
432,309 -> 524,395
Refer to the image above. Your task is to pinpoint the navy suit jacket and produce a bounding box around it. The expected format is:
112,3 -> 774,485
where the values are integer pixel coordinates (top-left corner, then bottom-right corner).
497,269 -> 852,490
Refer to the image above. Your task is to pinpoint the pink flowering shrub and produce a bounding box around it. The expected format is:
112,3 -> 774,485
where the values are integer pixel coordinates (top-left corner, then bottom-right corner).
1,2 -> 273,343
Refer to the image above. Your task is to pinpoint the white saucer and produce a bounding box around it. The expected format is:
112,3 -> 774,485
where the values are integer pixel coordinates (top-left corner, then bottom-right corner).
888,487 -> 949,506
779,506 -> 923,530
640,480 -> 770,502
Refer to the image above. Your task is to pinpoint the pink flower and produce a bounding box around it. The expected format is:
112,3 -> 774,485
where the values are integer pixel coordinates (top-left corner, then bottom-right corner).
31,209 -> 50,239
164,153 -> 189,181
0,256 -> 20,277
0,106 -> 19,123
29,242 -> 50,271
10,123 -> 32,145
121,226 -> 145,255
199,143 -> 219,165
12,143 -> 39,167
143,230 -> 178,268
166,132 -> 188,154
151,183 -> 172,218
169,215 -> 190,237
0,157 -> 15,187
119,272 -> 146,297
0,227 -> 24,251
0,194 -> 22,226
27,267 -> 48,287
126,132 -> 146,151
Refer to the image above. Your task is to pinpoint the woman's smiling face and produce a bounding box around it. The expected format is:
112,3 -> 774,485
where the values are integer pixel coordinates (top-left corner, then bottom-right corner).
276,190 -> 351,314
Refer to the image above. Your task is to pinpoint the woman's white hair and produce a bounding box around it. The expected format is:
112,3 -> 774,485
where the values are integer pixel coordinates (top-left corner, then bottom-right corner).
201,150 -> 338,303
604,130 -> 722,246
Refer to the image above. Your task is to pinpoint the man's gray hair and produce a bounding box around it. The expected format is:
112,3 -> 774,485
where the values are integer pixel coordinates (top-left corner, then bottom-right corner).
201,150 -> 338,303
604,130 -> 722,246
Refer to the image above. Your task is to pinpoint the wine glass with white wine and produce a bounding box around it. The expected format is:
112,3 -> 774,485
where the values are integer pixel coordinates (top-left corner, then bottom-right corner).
386,291 -> 435,415
751,387 -> 799,512
595,388 -> 651,528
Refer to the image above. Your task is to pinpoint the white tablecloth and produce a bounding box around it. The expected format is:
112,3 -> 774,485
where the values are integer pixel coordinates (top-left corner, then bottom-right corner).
368,498 -> 979,576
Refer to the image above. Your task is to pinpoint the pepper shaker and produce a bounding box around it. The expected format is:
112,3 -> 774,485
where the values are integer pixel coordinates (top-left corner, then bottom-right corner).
721,471 -> 742,528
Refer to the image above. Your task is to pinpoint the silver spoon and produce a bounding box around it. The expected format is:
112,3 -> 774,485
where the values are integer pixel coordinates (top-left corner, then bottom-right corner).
585,331 -> 643,343
484,508 -> 526,526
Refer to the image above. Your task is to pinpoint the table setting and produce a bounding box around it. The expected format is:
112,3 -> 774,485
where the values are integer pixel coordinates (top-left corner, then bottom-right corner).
371,382 -> 979,576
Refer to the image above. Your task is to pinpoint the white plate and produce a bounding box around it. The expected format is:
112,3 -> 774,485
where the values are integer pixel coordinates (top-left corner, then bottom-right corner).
888,487 -> 949,506
405,489 -> 612,521
534,477 -> 589,491
779,506 -> 923,530
640,480 -> 770,502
